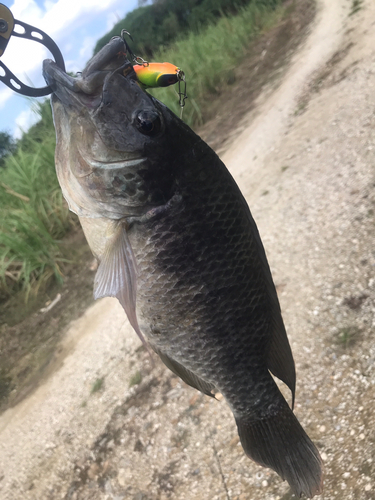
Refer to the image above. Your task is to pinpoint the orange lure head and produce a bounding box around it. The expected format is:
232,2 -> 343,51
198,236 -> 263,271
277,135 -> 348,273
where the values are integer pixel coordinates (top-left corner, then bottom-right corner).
134,62 -> 184,89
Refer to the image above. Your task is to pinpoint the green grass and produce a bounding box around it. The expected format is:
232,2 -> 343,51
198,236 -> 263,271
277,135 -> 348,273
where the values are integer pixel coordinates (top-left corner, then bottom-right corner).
0,118 -> 76,300
149,0 -> 284,127
129,370 -> 142,387
0,368 -> 13,403
349,0 -> 363,16
91,376 -> 105,394
335,326 -> 361,349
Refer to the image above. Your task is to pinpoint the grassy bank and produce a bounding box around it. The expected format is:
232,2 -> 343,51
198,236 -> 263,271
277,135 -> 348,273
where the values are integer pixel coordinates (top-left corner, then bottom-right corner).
149,0 -> 284,126
0,114 -> 75,301
0,0 -> 284,300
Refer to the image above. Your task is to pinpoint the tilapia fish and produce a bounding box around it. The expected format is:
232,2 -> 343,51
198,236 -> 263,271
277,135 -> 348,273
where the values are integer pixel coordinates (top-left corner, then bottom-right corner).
43,37 -> 323,497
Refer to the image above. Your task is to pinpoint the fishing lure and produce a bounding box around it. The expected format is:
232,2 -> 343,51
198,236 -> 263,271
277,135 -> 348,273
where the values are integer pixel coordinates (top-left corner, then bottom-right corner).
133,61 -> 183,89
134,62 -> 187,115
121,30 -> 188,114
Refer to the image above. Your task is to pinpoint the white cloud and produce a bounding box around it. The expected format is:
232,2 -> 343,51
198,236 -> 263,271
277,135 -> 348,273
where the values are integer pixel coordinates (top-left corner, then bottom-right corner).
0,88 -> 14,109
79,35 -> 97,59
37,0 -> 135,39
43,0 -> 56,10
106,10 -> 122,31
1,0 -> 136,84
14,106 -> 39,138
10,0 -> 44,21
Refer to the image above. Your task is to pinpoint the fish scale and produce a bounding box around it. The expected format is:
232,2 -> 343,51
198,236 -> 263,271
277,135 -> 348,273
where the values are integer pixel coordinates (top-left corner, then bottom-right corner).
133,168 -> 281,413
43,35 -> 323,498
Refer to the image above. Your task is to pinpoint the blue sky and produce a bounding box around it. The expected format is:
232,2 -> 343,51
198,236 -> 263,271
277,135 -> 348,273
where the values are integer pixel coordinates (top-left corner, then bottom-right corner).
0,0 -> 140,138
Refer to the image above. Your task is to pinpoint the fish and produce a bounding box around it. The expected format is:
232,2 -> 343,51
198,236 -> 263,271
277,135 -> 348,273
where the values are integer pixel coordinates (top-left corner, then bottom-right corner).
43,36 -> 323,498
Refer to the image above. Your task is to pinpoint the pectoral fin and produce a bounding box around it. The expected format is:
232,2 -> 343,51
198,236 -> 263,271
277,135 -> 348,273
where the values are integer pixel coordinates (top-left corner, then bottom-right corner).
94,223 -> 147,346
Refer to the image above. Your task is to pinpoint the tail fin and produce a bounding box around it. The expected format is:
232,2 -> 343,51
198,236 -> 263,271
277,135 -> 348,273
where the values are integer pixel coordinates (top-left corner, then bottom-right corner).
236,405 -> 323,498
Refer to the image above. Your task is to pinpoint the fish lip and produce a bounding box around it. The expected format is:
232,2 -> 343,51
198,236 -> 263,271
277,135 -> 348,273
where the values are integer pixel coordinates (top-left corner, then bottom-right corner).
43,59 -> 78,94
42,36 -> 132,102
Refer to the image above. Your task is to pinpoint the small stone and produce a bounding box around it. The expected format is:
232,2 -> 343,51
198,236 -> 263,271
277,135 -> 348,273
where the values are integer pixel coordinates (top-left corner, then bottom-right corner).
229,436 -> 240,447
319,425 -> 326,433
359,433 -> 365,440
365,484 -> 372,492
87,463 -> 100,479
118,469 -> 127,487
343,472 -> 350,479
321,452 -> 328,461
262,480 -> 268,487
350,429 -> 355,436
104,480 -> 112,493
189,394 -> 199,406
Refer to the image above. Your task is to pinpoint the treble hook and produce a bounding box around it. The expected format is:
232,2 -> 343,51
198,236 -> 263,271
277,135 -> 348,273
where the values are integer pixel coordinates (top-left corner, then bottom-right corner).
0,2 -> 65,97
120,29 -> 148,66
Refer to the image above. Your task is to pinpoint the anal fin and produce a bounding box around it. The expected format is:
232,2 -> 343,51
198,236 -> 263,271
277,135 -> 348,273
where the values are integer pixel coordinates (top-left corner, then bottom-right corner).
154,348 -> 216,398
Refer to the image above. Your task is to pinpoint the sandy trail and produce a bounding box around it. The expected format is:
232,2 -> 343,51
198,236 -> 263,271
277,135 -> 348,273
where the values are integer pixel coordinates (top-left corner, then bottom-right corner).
1,0 -> 375,499
222,0 -> 345,184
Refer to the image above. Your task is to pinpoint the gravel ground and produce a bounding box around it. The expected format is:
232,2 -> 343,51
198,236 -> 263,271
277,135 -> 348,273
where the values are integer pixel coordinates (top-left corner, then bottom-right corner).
0,0 -> 375,499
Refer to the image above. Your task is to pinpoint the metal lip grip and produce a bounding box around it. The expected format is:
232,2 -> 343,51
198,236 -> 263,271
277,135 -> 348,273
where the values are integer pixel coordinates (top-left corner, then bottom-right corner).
0,3 -> 65,97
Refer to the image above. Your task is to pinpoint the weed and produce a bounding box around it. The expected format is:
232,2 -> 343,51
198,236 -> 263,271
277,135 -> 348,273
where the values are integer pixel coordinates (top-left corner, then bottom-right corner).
349,0 -> 363,16
343,294 -> 368,310
294,99 -> 308,115
129,371 -> 142,387
0,368 -> 13,403
335,326 -> 361,349
91,377 -> 105,394
171,428 -> 190,448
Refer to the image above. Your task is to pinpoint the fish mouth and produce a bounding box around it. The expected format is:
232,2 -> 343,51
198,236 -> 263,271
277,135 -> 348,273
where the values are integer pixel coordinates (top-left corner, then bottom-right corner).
42,36 -> 136,108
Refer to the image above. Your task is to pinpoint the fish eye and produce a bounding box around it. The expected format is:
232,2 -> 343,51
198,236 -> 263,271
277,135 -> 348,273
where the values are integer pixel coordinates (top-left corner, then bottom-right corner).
135,110 -> 161,136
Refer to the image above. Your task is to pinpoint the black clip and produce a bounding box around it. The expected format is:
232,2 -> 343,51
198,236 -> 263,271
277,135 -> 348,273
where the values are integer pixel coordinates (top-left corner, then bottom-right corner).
0,3 -> 65,97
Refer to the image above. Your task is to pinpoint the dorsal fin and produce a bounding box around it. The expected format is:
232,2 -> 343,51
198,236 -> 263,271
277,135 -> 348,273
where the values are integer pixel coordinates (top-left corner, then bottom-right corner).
267,314 -> 296,408
236,186 -> 296,406
94,222 -> 147,347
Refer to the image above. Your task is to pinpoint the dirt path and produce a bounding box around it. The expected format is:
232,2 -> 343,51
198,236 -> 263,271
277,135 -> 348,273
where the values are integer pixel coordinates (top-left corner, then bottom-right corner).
1,0 -> 375,499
